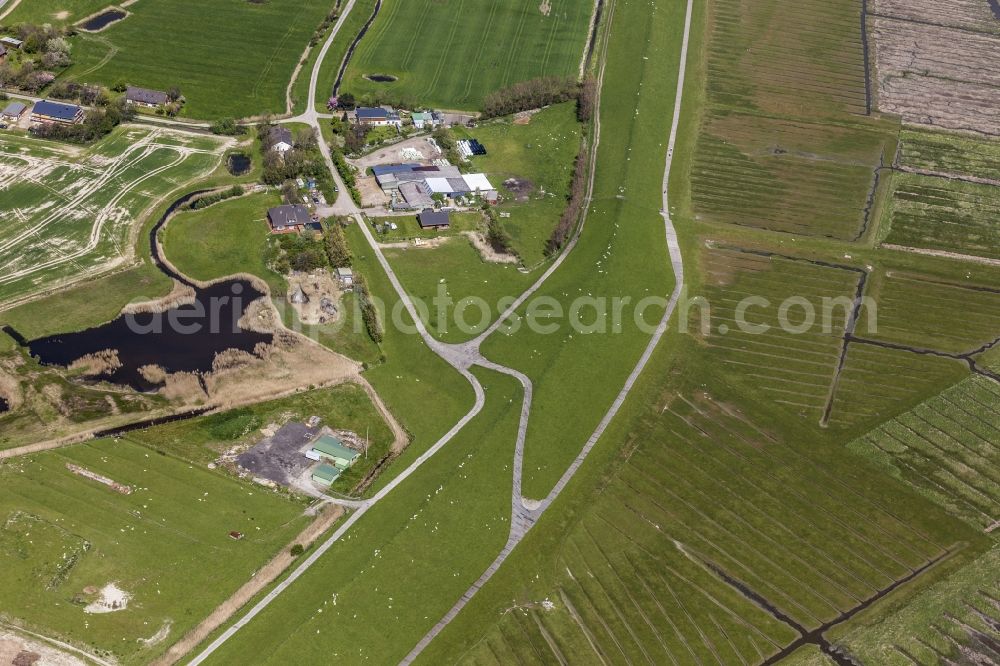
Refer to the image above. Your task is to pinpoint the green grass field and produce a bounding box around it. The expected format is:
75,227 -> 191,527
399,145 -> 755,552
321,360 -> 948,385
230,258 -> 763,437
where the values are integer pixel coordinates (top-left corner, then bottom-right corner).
63,0 -> 334,119
340,0 -> 594,110
311,0 -> 379,111
478,0 -> 680,500
839,545 -> 1000,664
848,375 -> 1000,531
0,127 -> 224,306
0,438 -> 308,664
1,0 -> 110,24
454,102 -> 583,265
383,236 -> 533,343
163,191 -> 285,292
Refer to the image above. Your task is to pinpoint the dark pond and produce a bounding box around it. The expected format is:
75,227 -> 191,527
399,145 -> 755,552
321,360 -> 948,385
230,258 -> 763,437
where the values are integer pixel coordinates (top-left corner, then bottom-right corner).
26,280 -> 272,392
365,73 -> 397,83
227,153 -> 252,176
15,189 -> 273,392
81,9 -> 127,31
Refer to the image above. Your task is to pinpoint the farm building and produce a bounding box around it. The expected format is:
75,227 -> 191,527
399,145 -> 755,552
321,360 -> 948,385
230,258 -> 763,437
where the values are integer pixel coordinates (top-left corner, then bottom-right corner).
267,204 -> 311,233
0,45 -> 6,63
306,434 -> 360,469
269,126 -> 293,153
30,100 -> 84,125
311,463 -> 341,487
411,111 -> 443,129
396,180 -> 434,210
1,101 -> 26,122
424,173 -> 495,197
355,107 -> 402,128
418,209 -> 451,229
125,86 -> 169,108
335,267 -> 354,286
0,37 -> 22,50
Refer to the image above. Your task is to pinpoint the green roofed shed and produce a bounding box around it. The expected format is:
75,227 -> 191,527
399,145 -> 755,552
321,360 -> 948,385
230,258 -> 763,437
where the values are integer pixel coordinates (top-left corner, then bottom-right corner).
312,463 -> 341,486
309,435 -> 360,469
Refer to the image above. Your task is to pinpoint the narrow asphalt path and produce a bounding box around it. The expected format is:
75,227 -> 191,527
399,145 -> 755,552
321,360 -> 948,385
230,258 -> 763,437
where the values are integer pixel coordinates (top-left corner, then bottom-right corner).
187,0 -> 692,657
401,0 -> 694,658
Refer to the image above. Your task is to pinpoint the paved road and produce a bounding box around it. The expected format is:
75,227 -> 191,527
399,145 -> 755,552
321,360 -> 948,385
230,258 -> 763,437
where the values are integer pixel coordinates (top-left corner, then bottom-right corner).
401,0 -> 695,658
187,0 -> 693,658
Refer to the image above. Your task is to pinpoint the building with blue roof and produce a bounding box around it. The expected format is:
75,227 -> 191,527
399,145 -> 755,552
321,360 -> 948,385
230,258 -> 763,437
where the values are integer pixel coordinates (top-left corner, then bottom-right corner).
31,100 -> 84,125
354,107 -> 401,128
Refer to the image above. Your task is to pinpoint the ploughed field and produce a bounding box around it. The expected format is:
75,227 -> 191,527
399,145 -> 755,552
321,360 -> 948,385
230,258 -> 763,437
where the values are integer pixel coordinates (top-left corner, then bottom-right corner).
0,127 -> 223,306
872,0 -> 1000,136
64,0 -> 333,118
340,0 -> 595,109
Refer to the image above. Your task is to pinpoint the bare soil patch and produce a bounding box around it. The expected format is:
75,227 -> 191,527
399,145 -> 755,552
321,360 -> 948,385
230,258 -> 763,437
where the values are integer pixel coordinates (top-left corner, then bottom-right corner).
355,176 -> 389,208
464,232 -> 519,264
286,271 -> 343,326
0,628 -> 85,666
873,1 -> 1000,134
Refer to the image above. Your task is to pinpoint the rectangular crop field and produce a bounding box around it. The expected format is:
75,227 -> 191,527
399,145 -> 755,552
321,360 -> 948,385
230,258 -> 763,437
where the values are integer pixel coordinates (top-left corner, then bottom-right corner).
706,0 -> 868,118
897,128 -> 1000,182
339,0 -> 595,110
0,438 -> 307,663
65,0 -> 334,119
848,375 -> 1000,531
0,127 -> 224,306
691,112 -> 889,239
697,247 -> 859,422
857,272 -> 1000,354
880,173 -> 1000,261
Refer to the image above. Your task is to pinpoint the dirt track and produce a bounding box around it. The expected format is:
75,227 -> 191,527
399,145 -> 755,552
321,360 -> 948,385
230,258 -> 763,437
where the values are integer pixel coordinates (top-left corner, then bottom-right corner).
153,503 -> 345,666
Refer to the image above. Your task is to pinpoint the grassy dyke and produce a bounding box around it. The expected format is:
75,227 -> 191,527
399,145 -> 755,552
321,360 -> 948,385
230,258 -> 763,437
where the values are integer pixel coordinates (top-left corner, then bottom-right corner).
339,0 -> 594,110
479,0 -> 681,500
344,223 -> 475,485
0,438 -> 307,664
63,0 -> 335,119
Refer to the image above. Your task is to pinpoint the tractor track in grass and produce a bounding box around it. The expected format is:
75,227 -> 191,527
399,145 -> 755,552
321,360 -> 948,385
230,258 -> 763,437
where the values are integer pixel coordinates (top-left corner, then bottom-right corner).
186,0 -> 691,659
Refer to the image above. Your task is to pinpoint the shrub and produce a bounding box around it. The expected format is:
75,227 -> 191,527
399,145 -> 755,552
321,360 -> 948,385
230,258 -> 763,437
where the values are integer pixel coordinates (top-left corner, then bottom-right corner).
290,544 -> 305,557
546,141 -> 588,255
482,76 -> 578,118
324,221 -> 352,267
354,274 -> 383,344
210,117 -> 245,136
